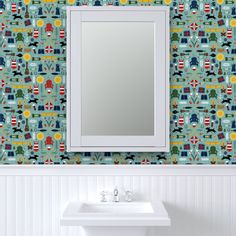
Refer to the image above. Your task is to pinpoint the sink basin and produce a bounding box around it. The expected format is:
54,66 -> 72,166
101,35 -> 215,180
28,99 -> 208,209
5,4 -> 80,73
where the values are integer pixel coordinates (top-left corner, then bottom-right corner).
79,202 -> 154,214
61,201 -> 170,227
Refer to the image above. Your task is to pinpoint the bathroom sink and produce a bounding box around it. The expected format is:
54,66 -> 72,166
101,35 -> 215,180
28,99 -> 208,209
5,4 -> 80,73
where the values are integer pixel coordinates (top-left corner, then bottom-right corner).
79,202 -> 154,214
61,201 -> 171,227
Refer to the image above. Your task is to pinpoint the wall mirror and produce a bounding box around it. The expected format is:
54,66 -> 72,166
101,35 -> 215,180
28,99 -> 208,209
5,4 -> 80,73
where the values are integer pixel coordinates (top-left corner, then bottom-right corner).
67,7 -> 169,152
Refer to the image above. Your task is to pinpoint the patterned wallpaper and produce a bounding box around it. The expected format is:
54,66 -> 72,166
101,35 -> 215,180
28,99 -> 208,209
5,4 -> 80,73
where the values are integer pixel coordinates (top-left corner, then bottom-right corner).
0,0 -> 235,165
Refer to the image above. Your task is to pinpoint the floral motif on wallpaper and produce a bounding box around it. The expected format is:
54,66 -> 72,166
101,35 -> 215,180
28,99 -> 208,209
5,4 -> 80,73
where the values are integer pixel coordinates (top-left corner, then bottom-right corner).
0,0 -> 236,165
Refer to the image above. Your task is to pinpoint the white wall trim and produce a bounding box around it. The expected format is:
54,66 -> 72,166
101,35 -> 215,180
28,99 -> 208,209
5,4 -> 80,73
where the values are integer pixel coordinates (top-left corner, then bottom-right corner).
0,165 -> 235,176
1,169 -> 235,236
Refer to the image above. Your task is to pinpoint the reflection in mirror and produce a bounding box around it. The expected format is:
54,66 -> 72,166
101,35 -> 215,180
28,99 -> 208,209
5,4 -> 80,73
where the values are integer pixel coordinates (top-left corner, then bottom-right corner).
81,22 -> 154,136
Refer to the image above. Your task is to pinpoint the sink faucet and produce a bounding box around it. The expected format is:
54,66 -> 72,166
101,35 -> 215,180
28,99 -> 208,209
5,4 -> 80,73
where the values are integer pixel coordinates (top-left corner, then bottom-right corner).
125,190 -> 133,202
113,187 -> 119,202
100,191 -> 107,202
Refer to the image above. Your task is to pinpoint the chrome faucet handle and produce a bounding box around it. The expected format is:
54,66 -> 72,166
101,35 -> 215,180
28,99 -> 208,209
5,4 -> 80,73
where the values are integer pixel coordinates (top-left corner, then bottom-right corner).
125,190 -> 133,202
113,188 -> 119,202
100,191 -> 108,202
114,188 -> 118,196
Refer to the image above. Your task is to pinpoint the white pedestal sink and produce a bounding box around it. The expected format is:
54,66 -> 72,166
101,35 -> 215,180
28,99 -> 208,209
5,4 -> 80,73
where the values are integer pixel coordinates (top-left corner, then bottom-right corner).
61,201 -> 170,236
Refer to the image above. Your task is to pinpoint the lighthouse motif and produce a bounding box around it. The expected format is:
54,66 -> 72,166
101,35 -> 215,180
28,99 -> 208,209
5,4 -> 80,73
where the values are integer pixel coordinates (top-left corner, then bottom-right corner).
204,60 -> 210,70
178,59 -> 184,70
179,3 -> 184,12
33,86 -> 39,95
178,116 -> 184,126
227,28 -> 232,39
227,85 -> 232,95
227,142 -> 232,152
33,29 -> 39,38
59,86 -> 65,95
11,3 -> 17,13
204,3 -> 210,13
204,116 -> 210,126
33,142 -> 39,152
59,142 -> 65,152
11,116 -> 17,126
59,29 -> 65,38
11,60 -> 17,70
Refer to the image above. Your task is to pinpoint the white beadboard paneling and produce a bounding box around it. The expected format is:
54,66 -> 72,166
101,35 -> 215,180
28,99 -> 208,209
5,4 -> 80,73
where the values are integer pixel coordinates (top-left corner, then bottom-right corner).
150,176 -> 156,202
68,179 -> 78,236
96,176 -> 105,199
0,176 -> 7,236
140,176 -> 150,201
87,176 -> 97,202
24,176 -> 32,236
224,176 -> 231,236
78,176 -> 88,202
7,176 -> 16,236
132,176 -> 142,200
0,166 -> 236,236
32,176 -> 42,236
15,176 -> 24,236
230,176 -> 236,236
51,176 -> 59,236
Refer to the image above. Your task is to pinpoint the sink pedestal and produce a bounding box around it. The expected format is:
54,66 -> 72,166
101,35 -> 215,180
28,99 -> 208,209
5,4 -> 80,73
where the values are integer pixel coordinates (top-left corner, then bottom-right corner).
83,227 -> 148,236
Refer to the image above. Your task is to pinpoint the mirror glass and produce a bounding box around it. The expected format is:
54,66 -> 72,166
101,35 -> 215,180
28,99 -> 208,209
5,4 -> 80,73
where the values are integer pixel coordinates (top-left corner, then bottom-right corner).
81,22 -> 154,136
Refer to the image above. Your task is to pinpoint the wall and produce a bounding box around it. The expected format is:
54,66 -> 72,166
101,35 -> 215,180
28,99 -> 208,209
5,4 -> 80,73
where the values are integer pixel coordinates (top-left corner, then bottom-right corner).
0,166 -> 236,236
0,0 -> 236,165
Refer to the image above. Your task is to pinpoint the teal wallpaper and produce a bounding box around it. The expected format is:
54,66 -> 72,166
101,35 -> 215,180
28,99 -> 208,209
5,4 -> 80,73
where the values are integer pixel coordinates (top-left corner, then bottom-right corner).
0,0 -> 235,165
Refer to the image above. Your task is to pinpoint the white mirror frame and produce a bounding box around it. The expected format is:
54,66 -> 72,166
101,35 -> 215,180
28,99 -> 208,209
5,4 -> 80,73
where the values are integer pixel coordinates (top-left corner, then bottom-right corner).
67,6 -> 169,152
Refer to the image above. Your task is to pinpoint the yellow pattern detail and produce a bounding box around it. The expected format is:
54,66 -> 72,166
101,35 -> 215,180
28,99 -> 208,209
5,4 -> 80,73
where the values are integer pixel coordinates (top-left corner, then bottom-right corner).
164,0 -> 172,4
54,133 -> 62,141
230,19 -> 236,27
230,133 -> 236,141
54,76 -> 62,84
216,110 -> 224,118
67,0 -> 76,4
37,19 -> 44,27
23,53 -> 31,61
230,76 -> 236,84
119,0 -> 128,4
216,53 -> 225,61
216,0 -> 224,4
37,132 -> 44,141
23,0 -> 31,5
36,76 -> 44,84
54,19 -> 62,27
23,109 -> 31,118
